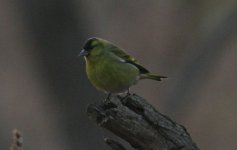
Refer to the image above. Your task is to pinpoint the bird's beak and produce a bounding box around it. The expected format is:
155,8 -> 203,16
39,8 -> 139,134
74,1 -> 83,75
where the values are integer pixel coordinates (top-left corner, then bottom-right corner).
78,49 -> 88,56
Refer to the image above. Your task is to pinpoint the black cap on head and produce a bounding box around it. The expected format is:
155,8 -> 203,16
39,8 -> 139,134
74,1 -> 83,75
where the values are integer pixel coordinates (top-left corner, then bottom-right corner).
79,37 -> 99,57
83,37 -> 99,51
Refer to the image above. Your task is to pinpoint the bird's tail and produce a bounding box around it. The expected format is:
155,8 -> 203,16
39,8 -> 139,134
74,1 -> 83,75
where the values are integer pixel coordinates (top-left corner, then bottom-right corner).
140,73 -> 167,81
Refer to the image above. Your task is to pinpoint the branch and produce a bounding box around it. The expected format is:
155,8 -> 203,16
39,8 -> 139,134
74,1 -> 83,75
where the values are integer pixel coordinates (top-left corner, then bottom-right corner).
87,94 -> 199,150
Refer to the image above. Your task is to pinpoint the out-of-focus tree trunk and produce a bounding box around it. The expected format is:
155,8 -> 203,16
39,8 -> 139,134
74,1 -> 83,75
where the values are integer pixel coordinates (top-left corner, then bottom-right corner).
14,0 -> 109,150
0,1 -> 67,150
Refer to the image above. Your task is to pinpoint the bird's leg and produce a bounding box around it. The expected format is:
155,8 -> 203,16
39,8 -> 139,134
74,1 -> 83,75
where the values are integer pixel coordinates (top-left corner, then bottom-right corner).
127,89 -> 131,96
123,89 -> 131,99
104,93 -> 112,102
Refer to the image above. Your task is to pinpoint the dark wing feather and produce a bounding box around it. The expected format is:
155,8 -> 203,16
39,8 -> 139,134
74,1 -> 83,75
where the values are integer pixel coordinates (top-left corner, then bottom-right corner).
110,46 -> 149,74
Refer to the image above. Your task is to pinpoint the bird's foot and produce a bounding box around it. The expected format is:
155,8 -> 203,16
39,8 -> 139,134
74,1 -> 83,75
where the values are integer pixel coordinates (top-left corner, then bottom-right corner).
104,93 -> 112,103
122,89 -> 131,99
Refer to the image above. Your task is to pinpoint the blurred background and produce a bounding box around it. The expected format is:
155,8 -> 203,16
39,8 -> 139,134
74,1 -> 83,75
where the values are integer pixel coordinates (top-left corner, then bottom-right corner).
1,0 -> 237,149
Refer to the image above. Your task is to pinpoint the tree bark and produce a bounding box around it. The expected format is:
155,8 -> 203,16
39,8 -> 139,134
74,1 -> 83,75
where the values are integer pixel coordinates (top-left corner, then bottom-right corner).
87,94 -> 199,150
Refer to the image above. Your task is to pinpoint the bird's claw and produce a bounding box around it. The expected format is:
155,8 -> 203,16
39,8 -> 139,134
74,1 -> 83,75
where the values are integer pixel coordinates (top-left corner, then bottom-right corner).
104,93 -> 112,103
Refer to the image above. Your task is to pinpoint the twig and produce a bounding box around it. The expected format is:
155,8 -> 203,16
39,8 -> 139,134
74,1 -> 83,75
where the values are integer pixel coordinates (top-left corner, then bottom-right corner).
10,129 -> 23,150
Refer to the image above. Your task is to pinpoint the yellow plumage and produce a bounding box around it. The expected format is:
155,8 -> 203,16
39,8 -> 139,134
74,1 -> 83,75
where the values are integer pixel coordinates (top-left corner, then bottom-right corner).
79,37 -> 167,97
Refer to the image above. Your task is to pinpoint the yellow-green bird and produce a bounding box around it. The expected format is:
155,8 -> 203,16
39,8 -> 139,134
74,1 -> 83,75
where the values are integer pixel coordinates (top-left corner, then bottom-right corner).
79,37 -> 167,99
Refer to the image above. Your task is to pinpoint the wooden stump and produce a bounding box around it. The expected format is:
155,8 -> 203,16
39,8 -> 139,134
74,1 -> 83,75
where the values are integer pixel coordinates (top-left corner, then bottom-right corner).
87,94 -> 199,150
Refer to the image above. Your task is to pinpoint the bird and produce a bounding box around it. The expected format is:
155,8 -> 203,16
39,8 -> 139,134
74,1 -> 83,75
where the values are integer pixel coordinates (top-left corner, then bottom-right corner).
79,37 -> 167,99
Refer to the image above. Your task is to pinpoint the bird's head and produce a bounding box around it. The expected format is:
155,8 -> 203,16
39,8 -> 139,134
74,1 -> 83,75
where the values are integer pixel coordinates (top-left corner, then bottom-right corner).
79,37 -> 110,58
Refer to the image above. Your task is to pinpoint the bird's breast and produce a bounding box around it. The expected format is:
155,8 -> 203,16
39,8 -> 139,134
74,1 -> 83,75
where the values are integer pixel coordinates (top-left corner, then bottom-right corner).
86,58 -> 139,93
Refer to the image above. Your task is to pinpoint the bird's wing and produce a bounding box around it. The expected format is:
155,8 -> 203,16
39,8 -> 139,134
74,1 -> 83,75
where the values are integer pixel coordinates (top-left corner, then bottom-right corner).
110,46 -> 149,74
